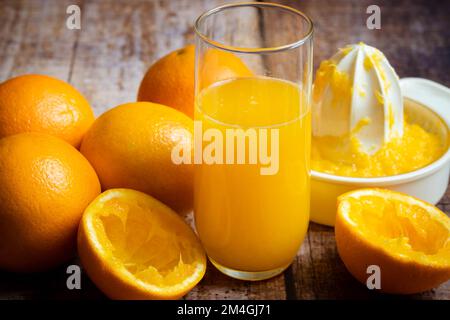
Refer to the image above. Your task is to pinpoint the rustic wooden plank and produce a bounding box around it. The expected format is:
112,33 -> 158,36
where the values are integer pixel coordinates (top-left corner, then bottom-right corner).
436,184 -> 450,214
303,222 -> 450,300
68,0 -> 153,115
0,0 -> 82,81
186,262 -> 287,300
0,258 -> 106,300
288,234 -> 316,299
301,224 -> 377,299
68,0 -> 259,115
275,0 -> 450,87
0,1 -> 22,80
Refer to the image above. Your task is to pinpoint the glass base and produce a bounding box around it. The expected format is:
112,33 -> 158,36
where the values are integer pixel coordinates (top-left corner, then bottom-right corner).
209,257 -> 289,281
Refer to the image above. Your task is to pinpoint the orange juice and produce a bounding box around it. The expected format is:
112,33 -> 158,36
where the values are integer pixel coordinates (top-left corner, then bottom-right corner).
194,77 -> 310,273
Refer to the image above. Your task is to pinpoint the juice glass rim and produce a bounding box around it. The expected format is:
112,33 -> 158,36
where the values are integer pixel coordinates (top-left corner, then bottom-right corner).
194,2 -> 314,54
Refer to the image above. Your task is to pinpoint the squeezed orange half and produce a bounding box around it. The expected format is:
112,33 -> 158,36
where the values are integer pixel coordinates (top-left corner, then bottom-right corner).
336,188 -> 450,294
78,189 -> 206,299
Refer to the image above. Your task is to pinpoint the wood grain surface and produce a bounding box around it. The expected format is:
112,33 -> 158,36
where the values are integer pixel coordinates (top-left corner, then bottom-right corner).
0,0 -> 448,300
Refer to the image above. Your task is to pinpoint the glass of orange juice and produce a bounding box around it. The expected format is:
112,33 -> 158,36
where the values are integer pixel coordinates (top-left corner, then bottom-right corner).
193,2 -> 313,280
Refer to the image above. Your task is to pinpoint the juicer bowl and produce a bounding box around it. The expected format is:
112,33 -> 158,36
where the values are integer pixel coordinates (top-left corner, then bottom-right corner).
310,78 -> 450,226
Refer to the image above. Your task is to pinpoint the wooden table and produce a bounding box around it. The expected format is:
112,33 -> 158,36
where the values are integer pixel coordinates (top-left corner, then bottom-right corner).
0,0 -> 448,300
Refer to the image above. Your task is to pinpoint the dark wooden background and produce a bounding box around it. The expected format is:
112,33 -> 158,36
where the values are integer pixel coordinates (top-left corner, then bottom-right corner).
0,0 -> 449,300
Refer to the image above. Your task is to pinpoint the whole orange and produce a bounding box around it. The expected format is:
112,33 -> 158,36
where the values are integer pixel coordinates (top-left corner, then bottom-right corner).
137,45 -> 252,118
80,102 -> 193,213
0,133 -> 101,272
0,74 -> 95,148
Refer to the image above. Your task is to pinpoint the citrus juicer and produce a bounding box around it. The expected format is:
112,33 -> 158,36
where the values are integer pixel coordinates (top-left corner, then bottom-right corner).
310,77 -> 450,226
312,42 -> 403,154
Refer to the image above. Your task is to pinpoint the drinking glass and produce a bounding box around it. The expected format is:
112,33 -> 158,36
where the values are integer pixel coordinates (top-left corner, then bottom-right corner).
194,2 -> 313,280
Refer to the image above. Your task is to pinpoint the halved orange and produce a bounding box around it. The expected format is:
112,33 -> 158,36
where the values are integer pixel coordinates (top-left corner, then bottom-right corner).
77,189 -> 206,299
336,188 -> 450,294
